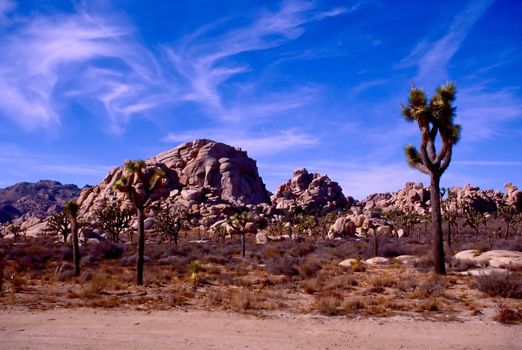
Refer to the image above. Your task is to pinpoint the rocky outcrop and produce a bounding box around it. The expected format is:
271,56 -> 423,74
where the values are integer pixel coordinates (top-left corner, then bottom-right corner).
504,183 -> 522,211
453,184 -> 499,213
271,168 -> 348,213
362,182 -> 430,215
77,140 -> 271,224
0,180 -> 81,223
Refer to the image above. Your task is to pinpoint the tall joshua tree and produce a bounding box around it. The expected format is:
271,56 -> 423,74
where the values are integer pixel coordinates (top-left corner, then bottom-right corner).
402,82 -> 461,275
64,201 -> 81,277
112,160 -> 165,286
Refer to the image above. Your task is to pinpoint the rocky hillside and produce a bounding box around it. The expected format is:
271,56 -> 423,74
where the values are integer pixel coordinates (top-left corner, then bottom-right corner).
271,168 -> 350,213
0,180 -> 81,223
78,139 -> 271,222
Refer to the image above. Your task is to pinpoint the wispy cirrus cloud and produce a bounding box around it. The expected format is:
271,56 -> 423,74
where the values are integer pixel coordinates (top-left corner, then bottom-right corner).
400,0 -> 494,89
457,85 -> 522,140
162,128 -> 318,156
0,0 -> 15,24
164,0 -> 352,120
0,12 -> 172,132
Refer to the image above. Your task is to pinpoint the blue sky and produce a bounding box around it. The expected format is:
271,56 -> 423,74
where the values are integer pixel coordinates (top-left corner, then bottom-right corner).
0,0 -> 521,199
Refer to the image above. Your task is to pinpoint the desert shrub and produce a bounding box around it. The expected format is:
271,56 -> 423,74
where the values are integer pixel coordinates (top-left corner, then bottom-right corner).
450,258 -> 479,272
89,241 -> 125,260
81,274 -> 111,298
369,274 -> 397,288
302,278 -> 322,294
472,272 -> 522,298
263,245 -> 284,259
166,289 -> 188,307
399,273 -> 419,292
201,254 -> 229,265
54,262 -> 75,281
230,290 -> 273,311
206,290 -> 225,307
266,257 -> 300,276
314,293 -> 343,316
494,304 -> 522,324
416,298 -> 441,312
323,275 -> 358,290
413,255 -> 433,272
289,241 -> 316,257
413,275 -> 447,298
298,258 -> 322,279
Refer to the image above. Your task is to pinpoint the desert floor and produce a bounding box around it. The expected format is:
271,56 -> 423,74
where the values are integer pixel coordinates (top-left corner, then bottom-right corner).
1,308 -> 521,350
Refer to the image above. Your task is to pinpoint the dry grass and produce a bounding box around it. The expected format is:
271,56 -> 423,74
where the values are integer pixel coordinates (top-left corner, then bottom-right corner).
1,233 -> 521,322
472,272 -> 522,298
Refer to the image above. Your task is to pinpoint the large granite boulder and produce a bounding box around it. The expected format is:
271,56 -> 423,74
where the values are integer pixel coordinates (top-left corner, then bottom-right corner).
77,140 -> 271,222
271,168 -> 348,213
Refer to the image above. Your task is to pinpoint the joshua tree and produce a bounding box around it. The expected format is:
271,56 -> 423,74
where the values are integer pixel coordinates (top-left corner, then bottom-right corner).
402,82 -> 461,275
154,202 -> 187,245
112,160 -> 166,286
496,202 -> 521,239
441,187 -> 459,248
64,201 -> 81,277
228,210 -> 250,258
48,211 -> 71,243
462,204 -> 488,238
95,202 -> 132,243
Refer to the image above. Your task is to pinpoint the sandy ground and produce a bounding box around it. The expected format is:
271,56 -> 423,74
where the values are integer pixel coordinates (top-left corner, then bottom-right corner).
0,308 -> 521,350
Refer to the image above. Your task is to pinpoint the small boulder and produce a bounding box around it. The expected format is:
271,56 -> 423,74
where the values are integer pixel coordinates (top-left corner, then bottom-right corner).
365,257 -> 389,265
256,231 -> 268,245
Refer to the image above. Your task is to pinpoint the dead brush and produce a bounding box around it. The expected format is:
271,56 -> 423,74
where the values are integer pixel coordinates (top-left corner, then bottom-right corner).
472,271 -> 522,298
399,273 -> 419,292
229,290 -> 274,311
80,273 -> 112,298
298,258 -> 322,279
313,293 -> 343,316
369,274 -> 397,288
302,278 -> 322,294
322,274 -> 358,291
411,274 -> 447,299
493,303 -> 522,324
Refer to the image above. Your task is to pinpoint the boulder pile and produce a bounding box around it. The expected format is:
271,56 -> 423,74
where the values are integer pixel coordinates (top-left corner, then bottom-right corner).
271,168 -> 349,214
77,139 -> 271,228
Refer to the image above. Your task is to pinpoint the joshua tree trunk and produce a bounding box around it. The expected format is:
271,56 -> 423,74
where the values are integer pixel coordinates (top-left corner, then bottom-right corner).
241,233 -> 246,258
71,218 -> 81,277
430,175 -> 446,275
136,207 -> 145,286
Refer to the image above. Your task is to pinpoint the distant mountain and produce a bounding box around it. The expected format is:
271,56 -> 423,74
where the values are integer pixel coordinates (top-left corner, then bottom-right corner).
0,180 -> 81,223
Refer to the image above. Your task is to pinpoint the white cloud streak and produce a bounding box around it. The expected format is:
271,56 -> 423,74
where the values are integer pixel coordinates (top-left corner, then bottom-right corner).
401,0 -> 494,89
0,0 -> 15,24
0,11 -> 173,132
162,128 -> 318,156
164,0 -> 350,120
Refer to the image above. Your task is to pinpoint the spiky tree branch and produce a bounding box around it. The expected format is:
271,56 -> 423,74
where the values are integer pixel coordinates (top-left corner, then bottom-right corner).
401,82 -> 461,275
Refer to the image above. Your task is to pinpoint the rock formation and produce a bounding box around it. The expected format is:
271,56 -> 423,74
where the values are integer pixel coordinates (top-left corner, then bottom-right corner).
271,168 -> 348,213
504,183 -> 522,211
77,140 -> 271,226
0,180 -> 81,223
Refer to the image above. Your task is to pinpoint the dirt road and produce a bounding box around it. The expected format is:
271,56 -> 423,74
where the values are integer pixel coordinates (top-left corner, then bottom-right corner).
0,308 -> 520,349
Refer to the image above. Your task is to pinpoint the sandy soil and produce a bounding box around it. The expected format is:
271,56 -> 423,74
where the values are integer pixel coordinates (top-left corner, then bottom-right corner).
0,308 -> 521,350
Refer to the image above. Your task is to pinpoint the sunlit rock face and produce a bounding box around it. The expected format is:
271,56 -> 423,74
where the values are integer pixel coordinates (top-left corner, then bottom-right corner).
271,168 -> 349,213
77,139 -> 271,220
